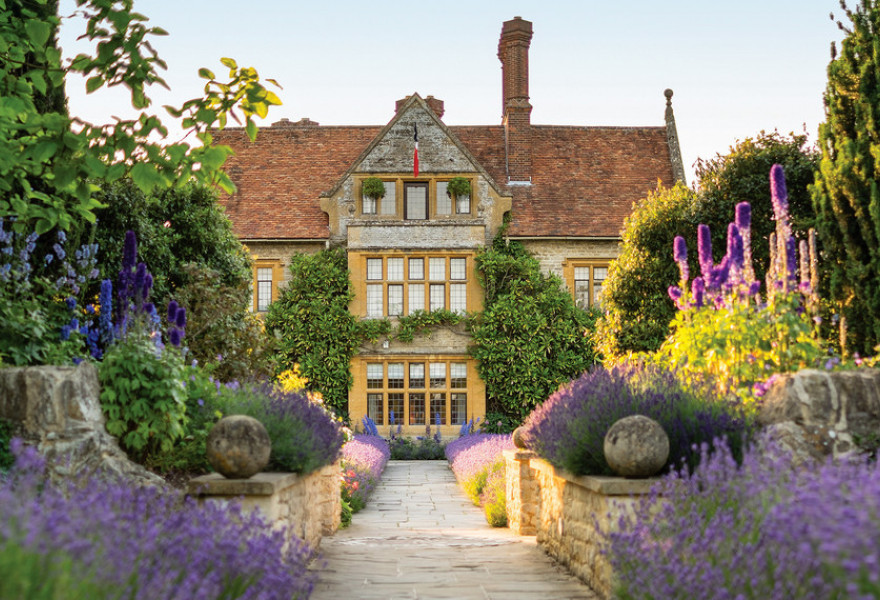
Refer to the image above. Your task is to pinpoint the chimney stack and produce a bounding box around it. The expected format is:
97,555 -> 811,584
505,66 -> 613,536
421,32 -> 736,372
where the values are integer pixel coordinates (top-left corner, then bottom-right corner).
498,16 -> 533,183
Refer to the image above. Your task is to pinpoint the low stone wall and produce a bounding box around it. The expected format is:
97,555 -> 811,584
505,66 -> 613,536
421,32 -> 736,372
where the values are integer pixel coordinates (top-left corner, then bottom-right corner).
188,462 -> 341,550
0,363 -> 164,486
504,450 -> 657,600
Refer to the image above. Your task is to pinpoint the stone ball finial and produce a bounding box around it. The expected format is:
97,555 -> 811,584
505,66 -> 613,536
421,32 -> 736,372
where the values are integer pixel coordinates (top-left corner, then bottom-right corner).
604,415 -> 669,478
664,88 -> 674,103
512,426 -> 529,449
206,415 -> 271,479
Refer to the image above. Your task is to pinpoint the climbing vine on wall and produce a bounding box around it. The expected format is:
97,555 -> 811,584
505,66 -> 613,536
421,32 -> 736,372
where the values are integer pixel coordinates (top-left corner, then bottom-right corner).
470,236 -> 601,423
267,239 -> 599,424
264,247 -> 359,416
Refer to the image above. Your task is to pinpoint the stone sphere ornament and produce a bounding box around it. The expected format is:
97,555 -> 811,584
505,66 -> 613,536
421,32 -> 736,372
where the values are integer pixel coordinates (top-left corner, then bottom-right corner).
512,426 -> 529,450
206,415 -> 271,479
603,415 -> 669,478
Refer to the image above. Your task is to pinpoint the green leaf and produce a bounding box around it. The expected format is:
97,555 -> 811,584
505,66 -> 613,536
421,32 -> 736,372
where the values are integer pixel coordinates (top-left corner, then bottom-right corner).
24,19 -> 51,47
198,68 -> 215,80
245,119 -> 258,141
220,57 -> 238,70
86,76 -> 104,93
130,162 -> 165,193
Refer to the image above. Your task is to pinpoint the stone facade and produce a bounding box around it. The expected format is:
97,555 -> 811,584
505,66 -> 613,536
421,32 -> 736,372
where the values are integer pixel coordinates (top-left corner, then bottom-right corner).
0,363 -> 164,486
188,462 -> 342,550
505,452 -> 658,600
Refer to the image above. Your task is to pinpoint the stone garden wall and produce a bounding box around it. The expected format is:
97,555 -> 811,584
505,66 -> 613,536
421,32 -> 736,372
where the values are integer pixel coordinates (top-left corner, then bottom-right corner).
0,363 -> 164,485
504,450 -> 657,600
188,463 -> 342,550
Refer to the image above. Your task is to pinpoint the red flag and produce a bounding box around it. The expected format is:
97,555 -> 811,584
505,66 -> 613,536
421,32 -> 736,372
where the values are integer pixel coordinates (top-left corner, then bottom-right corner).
413,124 -> 419,177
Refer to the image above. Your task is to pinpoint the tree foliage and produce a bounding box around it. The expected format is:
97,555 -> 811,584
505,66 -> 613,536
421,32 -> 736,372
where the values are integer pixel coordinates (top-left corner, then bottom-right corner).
89,179 -> 251,304
0,0 -> 280,234
470,237 -> 600,423
596,132 -> 819,358
811,0 -> 880,355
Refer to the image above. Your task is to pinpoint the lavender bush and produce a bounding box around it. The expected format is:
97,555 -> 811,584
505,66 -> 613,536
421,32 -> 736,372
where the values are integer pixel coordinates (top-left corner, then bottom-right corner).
340,434 -> 390,517
609,439 -> 880,599
446,433 -> 514,527
217,382 -> 346,474
520,364 -> 751,476
1,440 -> 314,599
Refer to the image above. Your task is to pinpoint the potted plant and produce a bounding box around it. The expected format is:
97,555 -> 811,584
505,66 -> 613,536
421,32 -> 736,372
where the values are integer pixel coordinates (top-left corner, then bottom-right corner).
362,177 -> 386,200
447,177 -> 471,213
447,177 -> 471,200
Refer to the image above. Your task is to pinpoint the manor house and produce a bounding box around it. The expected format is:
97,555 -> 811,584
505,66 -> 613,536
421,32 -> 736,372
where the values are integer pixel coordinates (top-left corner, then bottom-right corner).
214,16 -> 685,435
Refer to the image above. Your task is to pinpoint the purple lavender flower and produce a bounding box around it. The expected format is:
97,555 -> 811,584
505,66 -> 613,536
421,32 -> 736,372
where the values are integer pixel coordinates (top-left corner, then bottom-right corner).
697,224 -> 713,279
446,433 -> 514,482
1,440 -> 315,599
519,365 -> 750,477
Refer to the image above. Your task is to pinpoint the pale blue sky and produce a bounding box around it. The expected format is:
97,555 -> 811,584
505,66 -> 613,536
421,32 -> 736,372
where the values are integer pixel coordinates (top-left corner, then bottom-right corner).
58,1 -> 845,186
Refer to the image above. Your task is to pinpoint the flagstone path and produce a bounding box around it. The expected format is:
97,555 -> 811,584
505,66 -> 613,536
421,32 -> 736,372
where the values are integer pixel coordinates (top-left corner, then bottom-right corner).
310,460 -> 597,600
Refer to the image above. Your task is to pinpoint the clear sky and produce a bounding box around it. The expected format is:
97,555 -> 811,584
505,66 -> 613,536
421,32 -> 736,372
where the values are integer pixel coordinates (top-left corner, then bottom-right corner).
57,0 -> 846,187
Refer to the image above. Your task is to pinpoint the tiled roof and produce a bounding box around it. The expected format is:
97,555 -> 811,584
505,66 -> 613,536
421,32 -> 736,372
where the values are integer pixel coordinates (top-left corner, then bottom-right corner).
215,121 -> 675,240
215,125 -> 380,240
453,125 -> 675,238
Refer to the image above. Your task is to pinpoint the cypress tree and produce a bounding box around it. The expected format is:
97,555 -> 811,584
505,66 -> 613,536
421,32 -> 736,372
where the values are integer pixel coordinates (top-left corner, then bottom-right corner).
812,0 -> 880,355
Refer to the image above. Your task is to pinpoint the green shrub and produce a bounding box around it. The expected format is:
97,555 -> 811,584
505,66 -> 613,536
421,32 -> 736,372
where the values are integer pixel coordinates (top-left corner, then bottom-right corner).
462,468 -> 490,505
144,364 -> 221,475
388,435 -> 446,460
98,334 -> 187,461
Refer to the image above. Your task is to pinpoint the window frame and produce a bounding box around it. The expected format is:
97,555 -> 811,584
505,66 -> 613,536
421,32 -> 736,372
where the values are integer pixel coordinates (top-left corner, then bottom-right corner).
564,261 -> 610,310
404,182 -> 429,220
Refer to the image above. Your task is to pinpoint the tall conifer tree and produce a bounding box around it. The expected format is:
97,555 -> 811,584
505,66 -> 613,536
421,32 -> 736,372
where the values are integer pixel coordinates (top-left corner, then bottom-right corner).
812,0 -> 880,355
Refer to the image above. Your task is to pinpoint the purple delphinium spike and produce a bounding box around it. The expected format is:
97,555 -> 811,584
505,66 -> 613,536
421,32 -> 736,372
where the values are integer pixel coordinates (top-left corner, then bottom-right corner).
735,202 -> 751,230
692,277 -> 705,309
769,164 -> 788,220
175,306 -> 187,329
726,223 -> 744,273
167,300 -> 179,321
697,224 -> 713,280
169,328 -> 182,347
122,230 -> 137,271
786,236 -> 798,284
134,262 -> 147,302
673,236 -> 689,284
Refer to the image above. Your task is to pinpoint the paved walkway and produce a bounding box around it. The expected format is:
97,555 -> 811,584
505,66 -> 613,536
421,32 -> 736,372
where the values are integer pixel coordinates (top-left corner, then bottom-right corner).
310,460 -> 597,600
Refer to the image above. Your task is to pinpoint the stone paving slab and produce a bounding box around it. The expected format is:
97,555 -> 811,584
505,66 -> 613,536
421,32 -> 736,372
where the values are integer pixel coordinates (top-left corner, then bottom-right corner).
310,460 -> 597,600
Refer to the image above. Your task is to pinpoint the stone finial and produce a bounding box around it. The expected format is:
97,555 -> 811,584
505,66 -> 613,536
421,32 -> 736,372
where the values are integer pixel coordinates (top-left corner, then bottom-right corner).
663,88 -> 687,186
603,415 -> 669,478
206,415 -> 271,479
512,426 -> 529,449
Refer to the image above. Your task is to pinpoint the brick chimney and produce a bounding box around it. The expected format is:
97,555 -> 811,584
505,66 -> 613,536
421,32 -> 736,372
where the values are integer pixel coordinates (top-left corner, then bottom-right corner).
498,16 -> 533,183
